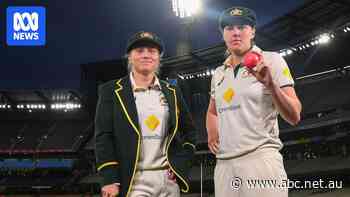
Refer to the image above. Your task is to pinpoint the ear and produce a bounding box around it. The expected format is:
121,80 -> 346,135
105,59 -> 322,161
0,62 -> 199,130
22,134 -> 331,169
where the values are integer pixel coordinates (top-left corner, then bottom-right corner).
127,56 -> 133,65
251,28 -> 256,39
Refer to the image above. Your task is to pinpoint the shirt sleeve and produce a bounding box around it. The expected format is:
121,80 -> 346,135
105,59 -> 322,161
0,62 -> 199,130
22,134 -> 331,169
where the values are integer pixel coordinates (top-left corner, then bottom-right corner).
210,72 -> 216,99
270,53 -> 295,88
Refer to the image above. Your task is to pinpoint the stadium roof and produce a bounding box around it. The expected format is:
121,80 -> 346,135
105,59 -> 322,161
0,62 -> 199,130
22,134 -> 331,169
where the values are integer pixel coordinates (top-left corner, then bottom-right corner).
257,0 -> 350,50
161,0 -> 350,76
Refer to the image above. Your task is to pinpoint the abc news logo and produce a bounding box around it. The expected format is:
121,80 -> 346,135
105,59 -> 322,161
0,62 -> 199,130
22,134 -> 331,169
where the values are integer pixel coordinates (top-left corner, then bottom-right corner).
14,12 -> 39,39
7,7 -> 46,46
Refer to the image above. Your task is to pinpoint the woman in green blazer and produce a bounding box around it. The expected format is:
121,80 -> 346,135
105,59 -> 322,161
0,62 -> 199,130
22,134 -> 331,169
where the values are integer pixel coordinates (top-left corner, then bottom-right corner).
95,31 -> 197,197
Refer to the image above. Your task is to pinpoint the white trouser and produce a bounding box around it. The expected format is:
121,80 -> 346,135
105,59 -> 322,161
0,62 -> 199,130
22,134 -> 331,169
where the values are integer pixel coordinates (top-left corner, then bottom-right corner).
214,148 -> 288,197
129,169 -> 180,197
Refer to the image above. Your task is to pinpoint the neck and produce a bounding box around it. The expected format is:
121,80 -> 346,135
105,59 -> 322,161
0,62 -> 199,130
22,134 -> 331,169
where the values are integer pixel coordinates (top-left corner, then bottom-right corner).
229,53 -> 244,66
132,71 -> 155,88
229,45 -> 253,66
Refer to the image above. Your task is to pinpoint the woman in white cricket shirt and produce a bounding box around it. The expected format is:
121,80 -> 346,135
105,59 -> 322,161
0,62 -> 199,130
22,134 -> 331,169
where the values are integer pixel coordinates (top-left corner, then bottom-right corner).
206,6 -> 302,197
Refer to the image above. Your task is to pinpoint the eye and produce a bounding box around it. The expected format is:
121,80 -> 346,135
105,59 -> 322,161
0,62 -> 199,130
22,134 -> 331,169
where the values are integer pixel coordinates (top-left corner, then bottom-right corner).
225,25 -> 234,31
135,48 -> 144,53
237,25 -> 245,30
149,48 -> 159,54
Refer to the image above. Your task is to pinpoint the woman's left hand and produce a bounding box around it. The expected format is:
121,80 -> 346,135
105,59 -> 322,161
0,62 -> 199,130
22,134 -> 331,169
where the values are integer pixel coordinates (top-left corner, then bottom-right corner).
167,169 -> 177,183
246,58 -> 275,90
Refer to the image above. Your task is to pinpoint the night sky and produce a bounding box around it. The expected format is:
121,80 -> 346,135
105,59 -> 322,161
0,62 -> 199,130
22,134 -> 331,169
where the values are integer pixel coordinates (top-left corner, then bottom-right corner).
0,0 -> 304,89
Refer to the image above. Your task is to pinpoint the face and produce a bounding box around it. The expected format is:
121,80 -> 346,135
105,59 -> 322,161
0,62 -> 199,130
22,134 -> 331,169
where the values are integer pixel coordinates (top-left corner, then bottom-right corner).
128,46 -> 160,75
223,24 -> 255,56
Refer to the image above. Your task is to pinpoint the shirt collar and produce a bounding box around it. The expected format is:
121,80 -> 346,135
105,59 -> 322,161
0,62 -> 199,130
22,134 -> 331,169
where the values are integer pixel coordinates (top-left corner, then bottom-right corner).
130,72 -> 161,92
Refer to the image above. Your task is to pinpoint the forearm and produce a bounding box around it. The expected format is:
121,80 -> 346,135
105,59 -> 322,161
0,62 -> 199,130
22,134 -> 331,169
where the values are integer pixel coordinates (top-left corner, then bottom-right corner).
206,111 -> 219,135
270,83 -> 301,125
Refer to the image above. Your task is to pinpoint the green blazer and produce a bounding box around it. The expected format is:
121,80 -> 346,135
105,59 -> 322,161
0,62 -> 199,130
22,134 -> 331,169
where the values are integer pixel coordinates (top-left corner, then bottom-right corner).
95,76 -> 197,197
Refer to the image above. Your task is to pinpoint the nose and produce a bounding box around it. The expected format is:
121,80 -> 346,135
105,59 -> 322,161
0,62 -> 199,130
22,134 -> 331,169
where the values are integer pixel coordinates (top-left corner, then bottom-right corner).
140,51 -> 152,59
231,27 -> 241,36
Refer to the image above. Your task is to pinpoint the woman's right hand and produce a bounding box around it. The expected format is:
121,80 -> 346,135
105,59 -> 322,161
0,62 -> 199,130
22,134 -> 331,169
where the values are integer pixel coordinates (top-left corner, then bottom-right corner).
102,183 -> 120,197
206,98 -> 220,155
208,129 -> 219,154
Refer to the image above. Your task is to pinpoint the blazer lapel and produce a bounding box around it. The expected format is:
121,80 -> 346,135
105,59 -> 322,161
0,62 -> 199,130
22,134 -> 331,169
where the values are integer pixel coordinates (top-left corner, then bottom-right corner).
160,81 -> 177,131
114,77 -> 141,134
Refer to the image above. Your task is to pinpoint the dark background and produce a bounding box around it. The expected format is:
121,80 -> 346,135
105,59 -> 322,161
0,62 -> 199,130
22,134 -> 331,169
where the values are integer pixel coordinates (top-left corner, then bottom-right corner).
1,0 -> 304,89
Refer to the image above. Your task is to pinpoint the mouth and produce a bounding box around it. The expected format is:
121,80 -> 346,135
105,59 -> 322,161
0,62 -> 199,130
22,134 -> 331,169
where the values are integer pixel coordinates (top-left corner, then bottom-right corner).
230,40 -> 241,45
140,61 -> 153,64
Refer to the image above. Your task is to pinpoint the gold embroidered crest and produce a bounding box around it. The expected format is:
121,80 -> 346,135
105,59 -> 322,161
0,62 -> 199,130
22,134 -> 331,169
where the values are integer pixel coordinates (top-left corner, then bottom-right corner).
140,32 -> 154,39
230,8 -> 243,16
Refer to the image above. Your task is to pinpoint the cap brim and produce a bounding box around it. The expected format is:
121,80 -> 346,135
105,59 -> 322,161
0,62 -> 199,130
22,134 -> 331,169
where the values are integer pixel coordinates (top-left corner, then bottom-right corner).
127,38 -> 162,53
220,16 -> 255,30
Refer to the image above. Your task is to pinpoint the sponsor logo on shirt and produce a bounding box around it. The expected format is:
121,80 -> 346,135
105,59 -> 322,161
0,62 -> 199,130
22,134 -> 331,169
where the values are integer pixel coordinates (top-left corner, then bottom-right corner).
143,134 -> 163,140
218,104 -> 241,113
144,115 -> 160,131
223,88 -> 235,103
283,67 -> 293,80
